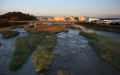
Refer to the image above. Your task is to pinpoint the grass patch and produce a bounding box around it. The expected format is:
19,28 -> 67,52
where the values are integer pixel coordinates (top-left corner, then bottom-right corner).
80,31 -> 120,70
9,36 -> 33,70
32,32 -> 57,72
0,30 -> 19,39
9,31 -> 57,71
32,46 -> 55,72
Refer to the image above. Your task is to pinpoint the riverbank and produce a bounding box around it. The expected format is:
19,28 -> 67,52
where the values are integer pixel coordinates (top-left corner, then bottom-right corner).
73,24 -> 120,41
80,31 -> 120,71
76,22 -> 120,33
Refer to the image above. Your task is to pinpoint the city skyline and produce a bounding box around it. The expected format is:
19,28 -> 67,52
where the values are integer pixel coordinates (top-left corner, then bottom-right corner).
0,0 -> 120,18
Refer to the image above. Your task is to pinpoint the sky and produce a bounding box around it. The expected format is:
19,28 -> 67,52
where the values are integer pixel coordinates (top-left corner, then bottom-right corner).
0,0 -> 120,17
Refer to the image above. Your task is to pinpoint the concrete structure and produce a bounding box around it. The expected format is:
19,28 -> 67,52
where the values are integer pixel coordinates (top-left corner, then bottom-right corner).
54,16 -> 66,21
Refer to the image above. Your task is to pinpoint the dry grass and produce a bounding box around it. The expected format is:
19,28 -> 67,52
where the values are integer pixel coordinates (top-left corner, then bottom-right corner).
57,69 -> 73,75
0,27 -> 13,31
25,24 -> 68,33
65,25 -> 82,31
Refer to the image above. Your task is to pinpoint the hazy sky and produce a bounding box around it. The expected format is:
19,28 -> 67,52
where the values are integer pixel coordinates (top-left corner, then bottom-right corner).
0,0 -> 120,17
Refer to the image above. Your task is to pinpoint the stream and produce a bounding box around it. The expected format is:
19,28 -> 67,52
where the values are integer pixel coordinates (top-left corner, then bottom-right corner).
0,28 -> 31,75
0,25 -> 120,75
48,29 -> 120,75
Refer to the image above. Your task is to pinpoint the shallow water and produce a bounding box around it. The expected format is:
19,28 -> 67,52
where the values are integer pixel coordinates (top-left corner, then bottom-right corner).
0,27 -> 120,75
48,29 -> 120,75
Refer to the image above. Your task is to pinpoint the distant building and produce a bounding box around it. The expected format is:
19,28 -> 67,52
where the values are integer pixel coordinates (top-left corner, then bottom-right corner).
48,18 -> 54,22
54,16 -> 66,21
74,17 -> 79,22
78,16 -> 89,22
70,16 -> 75,22
79,16 -> 86,22
104,20 -> 120,24
103,20 -> 111,24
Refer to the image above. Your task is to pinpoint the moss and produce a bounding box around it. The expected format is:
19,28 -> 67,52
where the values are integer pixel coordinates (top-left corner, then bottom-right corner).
80,32 -> 120,70
1,30 -> 19,39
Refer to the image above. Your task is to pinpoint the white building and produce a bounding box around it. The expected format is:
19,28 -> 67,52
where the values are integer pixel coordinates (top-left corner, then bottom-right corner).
103,20 -> 120,24
89,18 -> 99,23
104,20 -> 112,24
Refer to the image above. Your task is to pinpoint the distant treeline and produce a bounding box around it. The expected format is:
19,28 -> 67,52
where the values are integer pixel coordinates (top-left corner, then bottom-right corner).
0,12 -> 37,28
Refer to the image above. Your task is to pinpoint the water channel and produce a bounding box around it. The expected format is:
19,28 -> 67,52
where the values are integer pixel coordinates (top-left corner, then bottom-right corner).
0,25 -> 120,75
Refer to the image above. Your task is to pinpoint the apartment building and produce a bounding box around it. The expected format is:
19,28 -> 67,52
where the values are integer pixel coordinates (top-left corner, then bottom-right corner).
54,16 -> 66,21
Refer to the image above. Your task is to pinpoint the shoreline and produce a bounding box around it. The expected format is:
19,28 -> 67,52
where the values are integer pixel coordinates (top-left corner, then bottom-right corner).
76,22 -> 120,33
